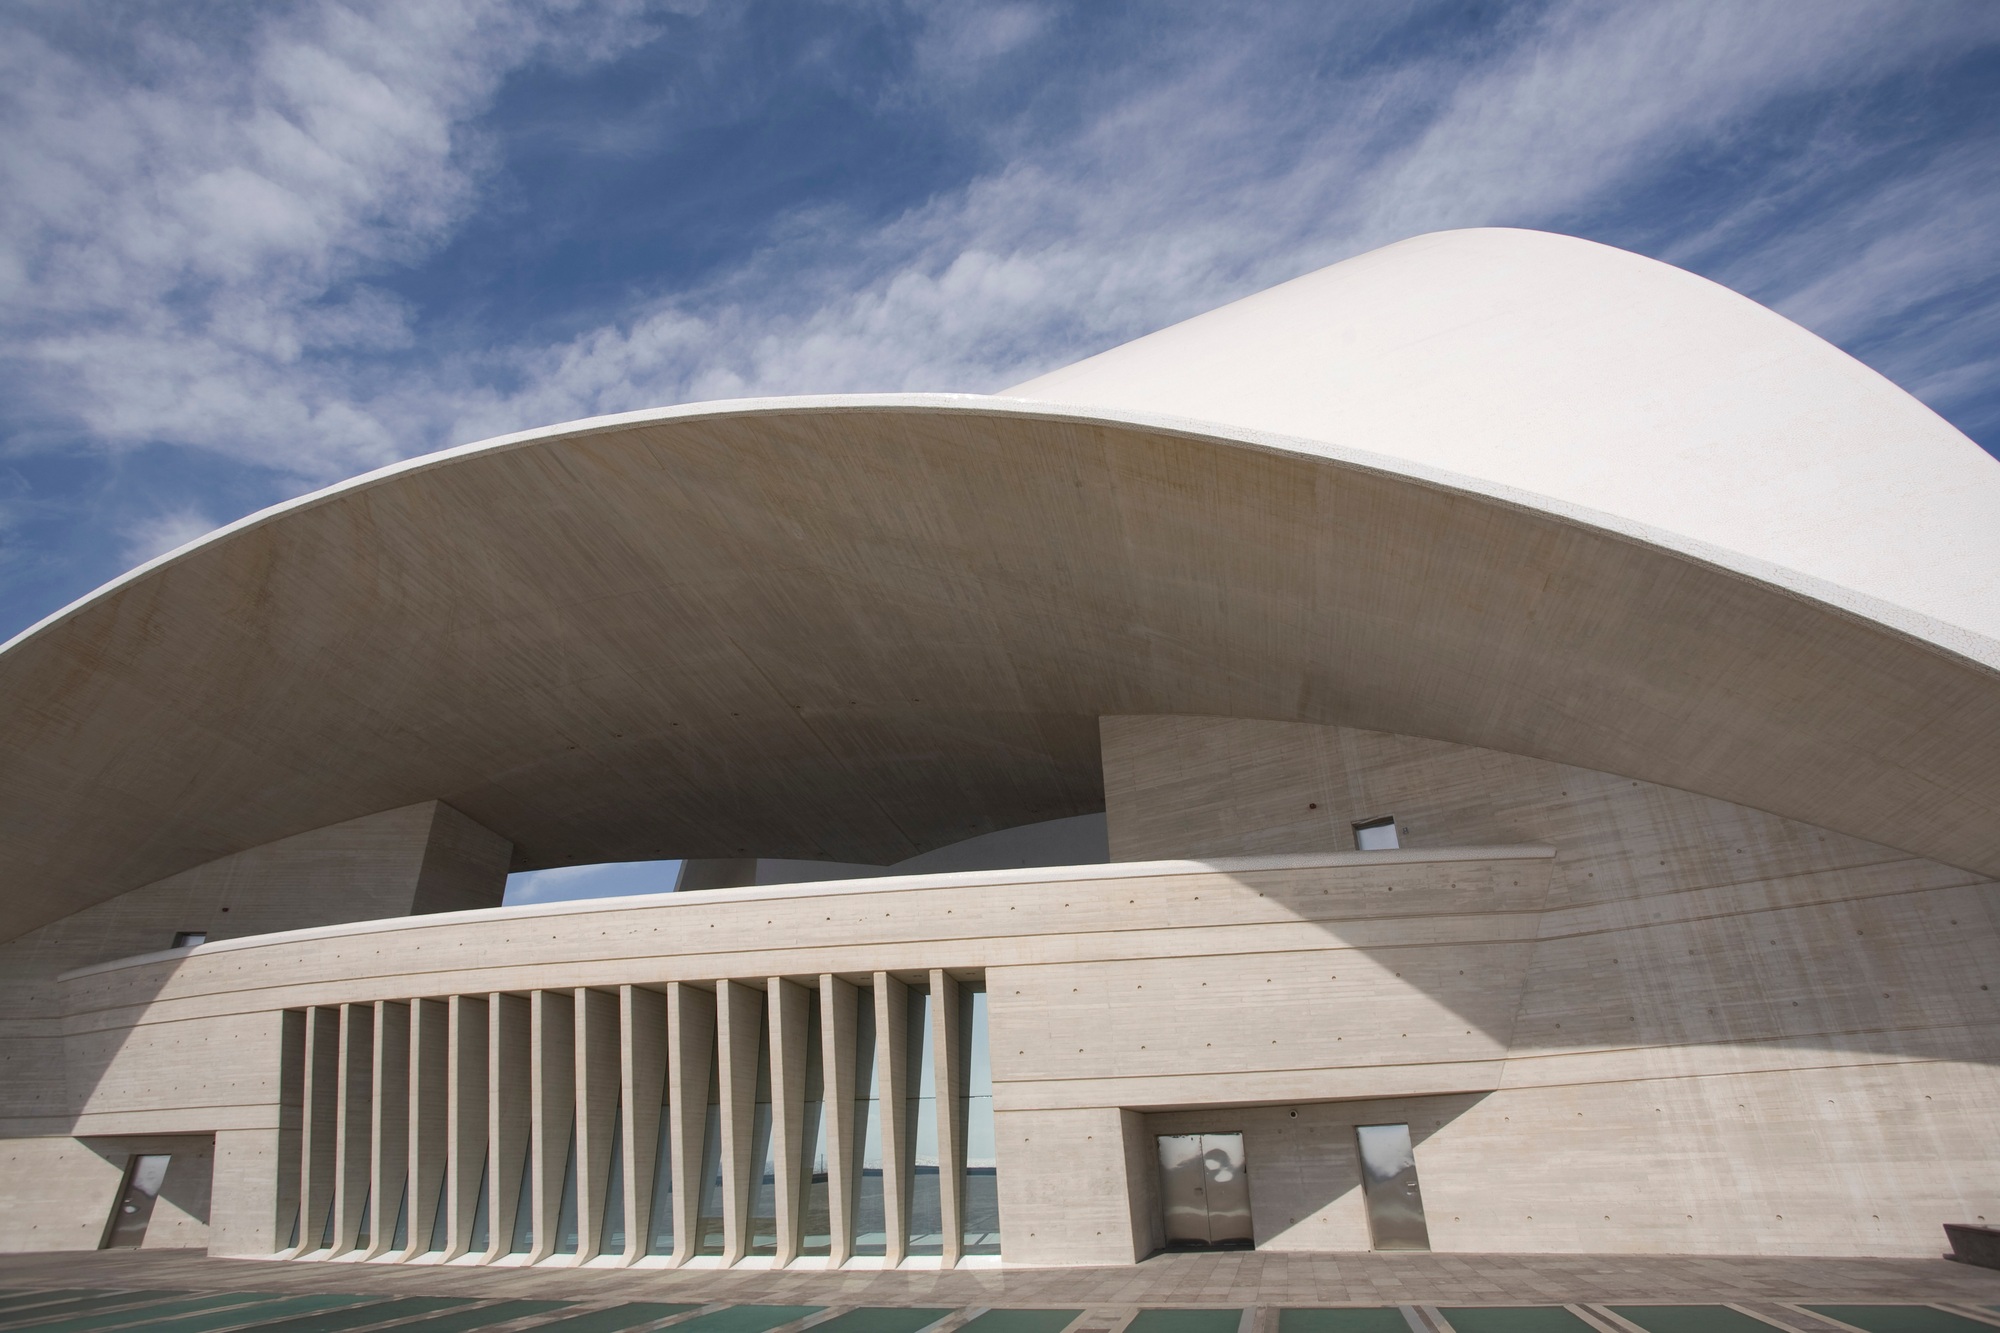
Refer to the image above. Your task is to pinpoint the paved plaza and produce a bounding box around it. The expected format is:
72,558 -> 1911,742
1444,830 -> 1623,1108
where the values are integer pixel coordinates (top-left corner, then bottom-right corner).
0,1250 -> 1996,1333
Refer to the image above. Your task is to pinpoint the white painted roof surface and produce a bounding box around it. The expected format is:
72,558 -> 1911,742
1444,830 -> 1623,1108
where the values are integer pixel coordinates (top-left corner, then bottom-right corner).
1006,228 -> 2000,642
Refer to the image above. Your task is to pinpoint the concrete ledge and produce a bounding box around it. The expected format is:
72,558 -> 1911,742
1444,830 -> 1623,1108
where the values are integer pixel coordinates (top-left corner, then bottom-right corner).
59,846 -> 1556,981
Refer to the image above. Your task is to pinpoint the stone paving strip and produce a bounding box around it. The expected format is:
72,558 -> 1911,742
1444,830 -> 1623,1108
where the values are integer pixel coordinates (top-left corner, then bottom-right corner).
0,1252 -> 1995,1333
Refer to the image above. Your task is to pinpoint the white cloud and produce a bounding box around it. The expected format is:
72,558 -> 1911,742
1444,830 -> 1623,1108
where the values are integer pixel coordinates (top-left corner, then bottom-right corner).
0,0 -> 665,480
119,504 -> 218,567
441,0 -> 2000,442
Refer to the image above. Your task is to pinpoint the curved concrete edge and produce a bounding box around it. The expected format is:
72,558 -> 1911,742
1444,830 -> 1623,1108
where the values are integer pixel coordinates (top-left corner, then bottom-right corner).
56,843 -> 1558,980
6,395 -> 1999,679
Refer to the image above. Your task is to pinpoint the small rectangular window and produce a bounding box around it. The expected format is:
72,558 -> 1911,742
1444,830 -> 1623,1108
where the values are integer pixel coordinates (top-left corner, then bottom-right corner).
1353,817 -> 1399,851
172,931 -> 207,949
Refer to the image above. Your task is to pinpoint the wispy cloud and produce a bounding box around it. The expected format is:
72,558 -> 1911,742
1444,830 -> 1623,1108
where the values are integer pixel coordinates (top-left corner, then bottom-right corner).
118,504 -> 217,567
0,0 -> 667,479
438,0 -> 2000,444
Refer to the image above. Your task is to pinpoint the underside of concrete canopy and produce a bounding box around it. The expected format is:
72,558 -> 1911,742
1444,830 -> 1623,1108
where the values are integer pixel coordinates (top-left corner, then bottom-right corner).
0,390 -> 1996,944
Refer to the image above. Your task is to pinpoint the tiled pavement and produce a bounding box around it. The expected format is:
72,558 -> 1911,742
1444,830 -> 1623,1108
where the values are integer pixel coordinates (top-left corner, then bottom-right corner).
0,1250 -> 1994,1333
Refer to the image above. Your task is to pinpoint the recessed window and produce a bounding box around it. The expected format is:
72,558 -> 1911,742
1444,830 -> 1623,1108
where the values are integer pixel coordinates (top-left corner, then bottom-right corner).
171,931 -> 207,949
1353,816 -> 1400,851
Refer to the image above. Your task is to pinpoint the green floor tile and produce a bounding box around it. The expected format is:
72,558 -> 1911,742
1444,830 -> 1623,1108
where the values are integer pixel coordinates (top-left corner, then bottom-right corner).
372,1301 -> 571,1333
523,1304 -> 701,1333
1,1288 -> 170,1320
808,1309 -> 953,1333
119,1295 -> 386,1333
9,1292 -> 288,1333
1807,1308 -> 2000,1333
1126,1312 -> 1245,1333
0,1296 -> 100,1319
232,1296 -> 477,1332
1439,1310 -> 1595,1333
957,1312 -> 1084,1333
670,1307 -> 824,1333
1280,1311 -> 1414,1333
1611,1306 -> 1787,1333
0,1292 -> 185,1327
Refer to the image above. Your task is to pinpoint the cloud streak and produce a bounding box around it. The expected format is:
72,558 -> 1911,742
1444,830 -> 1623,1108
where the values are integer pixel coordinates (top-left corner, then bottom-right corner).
441,0 -> 2000,446
1,0 -> 665,477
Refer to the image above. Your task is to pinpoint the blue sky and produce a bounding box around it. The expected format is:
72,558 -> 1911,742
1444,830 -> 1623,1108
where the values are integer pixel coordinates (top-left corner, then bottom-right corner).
4,0 -> 1999,903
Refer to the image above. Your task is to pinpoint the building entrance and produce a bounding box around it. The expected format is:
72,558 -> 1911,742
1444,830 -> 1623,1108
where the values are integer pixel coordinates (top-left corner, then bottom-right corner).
102,1154 -> 172,1249
1355,1122 -> 1431,1250
1156,1132 -> 1253,1250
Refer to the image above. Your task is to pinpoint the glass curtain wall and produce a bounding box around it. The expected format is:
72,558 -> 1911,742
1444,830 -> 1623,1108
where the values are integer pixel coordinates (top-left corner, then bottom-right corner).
646,1062 -> 675,1255
467,1160 -> 490,1252
389,1180 -> 409,1251
797,990 -> 832,1255
599,1102 -> 625,1255
851,987 -> 886,1255
694,1047 -> 727,1254
959,984 -> 1001,1254
508,1153 -> 534,1252
747,996 -> 779,1256
425,1174 -> 448,1253
555,1127 -> 581,1254
906,988 -> 944,1255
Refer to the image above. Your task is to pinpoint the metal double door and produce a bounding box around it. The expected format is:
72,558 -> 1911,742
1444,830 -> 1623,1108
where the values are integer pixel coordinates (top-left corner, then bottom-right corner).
1157,1132 -> 1253,1249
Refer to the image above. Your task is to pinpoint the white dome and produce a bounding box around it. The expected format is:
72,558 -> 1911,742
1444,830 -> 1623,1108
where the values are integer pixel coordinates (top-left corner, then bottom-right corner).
1006,227 -> 2000,646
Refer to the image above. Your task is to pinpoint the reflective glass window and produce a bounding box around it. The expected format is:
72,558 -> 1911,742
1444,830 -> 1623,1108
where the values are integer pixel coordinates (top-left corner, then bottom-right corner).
960,984 -> 1000,1255
599,1101 -> 626,1256
851,987 -> 885,1255
907,989 -> 944,1255
748,993 -> 778,1256
798,989 -> 832,1256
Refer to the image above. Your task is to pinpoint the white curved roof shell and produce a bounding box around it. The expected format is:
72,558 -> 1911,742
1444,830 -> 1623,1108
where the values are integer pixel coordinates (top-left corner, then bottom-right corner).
0,228 -> 1996,940
1009,228 -> 2000,649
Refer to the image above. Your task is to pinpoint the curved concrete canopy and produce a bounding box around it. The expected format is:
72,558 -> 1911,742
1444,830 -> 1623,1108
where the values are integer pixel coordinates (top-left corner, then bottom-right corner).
1009,228 -> 2000,645
1,231 -> 1997,942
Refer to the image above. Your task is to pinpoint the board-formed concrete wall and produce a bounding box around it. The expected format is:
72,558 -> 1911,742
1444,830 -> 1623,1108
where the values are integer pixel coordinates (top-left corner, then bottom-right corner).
1099,714 -> 2000,1257
6,846 -> 1552,1262
3,717 -> 1995,1262
0,798 -> 510,1251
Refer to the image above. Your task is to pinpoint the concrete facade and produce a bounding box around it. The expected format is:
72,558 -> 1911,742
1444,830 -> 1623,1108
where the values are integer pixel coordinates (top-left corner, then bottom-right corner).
0,228 -> 1995,1268
2,715 -> 1994,1263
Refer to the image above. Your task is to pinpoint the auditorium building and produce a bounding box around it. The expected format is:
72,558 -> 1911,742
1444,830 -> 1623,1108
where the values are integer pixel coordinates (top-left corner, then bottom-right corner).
1,228 -> 1996,1269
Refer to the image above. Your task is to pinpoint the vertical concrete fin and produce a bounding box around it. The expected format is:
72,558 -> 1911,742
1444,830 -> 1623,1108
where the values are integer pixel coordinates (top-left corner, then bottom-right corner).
821,974 -> 857,1268
768,976 -> 809,1264
528,990 -> 574,1264
486,992 -> 530,1263
408,998 -> 448,1258
716,979 -> 763,1265
876,971 -> 911,1266
666,982 -> 715,1265
444,994 -> 488,1260
332,1003 -> 374,1255
932,969 -> 965,1267
619,985 -> 667,1265
574,987 -> 619,1262
367,1000 -> 410,1258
